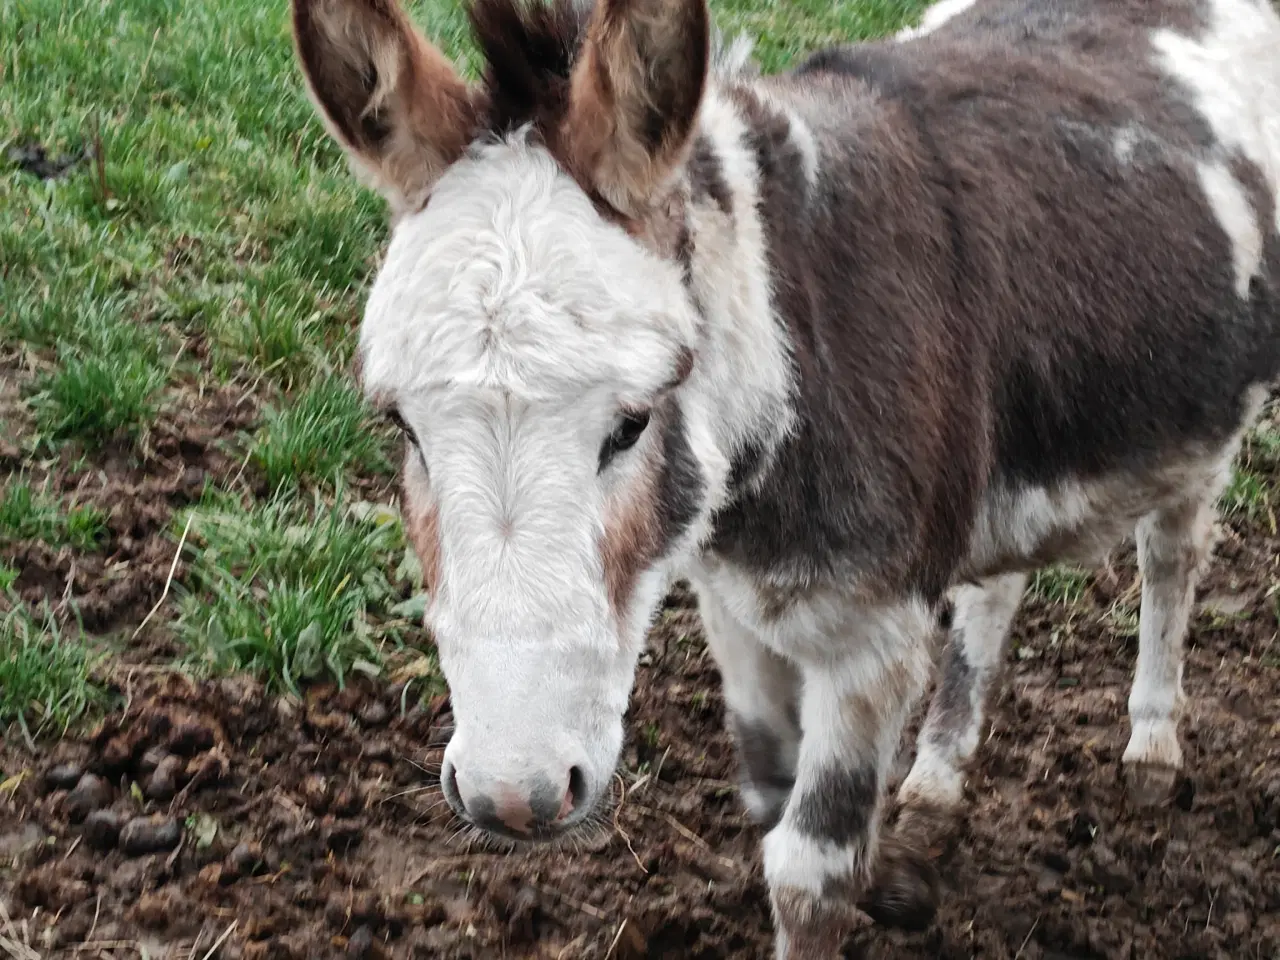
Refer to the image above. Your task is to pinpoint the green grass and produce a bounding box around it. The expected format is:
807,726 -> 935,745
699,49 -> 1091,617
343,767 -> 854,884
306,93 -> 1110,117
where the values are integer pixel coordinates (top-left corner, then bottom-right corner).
28,338 -> 167,449
253,376 -> 392,492
1028,565 -> 1092,607
172,492 -> 419,693
0,598 -> 110,736
0,478 -> 108,550
1220,413 -> 1280,525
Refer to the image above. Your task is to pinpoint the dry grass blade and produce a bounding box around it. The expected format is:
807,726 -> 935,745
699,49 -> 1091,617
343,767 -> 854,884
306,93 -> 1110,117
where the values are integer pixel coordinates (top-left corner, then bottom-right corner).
199,920 -> 238,960
602,919 -> 629,960
0,899 -> 40,960
633,804 -> 742,875
0,939 -> 40,960
612,773 -> 648,875
528,882 -> 609,922
131,512 -> 193,642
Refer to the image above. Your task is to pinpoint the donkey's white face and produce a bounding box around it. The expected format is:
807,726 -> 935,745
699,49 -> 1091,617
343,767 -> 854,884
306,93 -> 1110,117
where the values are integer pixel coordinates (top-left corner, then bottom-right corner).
294,0 -> 712,838
363,143 -> 704,836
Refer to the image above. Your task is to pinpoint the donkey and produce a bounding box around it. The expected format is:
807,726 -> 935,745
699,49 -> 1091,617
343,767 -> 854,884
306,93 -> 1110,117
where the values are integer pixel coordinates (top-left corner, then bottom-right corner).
291,0 -> 1280,954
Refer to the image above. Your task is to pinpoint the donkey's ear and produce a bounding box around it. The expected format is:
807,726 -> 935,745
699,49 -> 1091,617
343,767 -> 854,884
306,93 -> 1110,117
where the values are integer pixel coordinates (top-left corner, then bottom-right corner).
292,0 -> 480,214
560,0 -> 711,216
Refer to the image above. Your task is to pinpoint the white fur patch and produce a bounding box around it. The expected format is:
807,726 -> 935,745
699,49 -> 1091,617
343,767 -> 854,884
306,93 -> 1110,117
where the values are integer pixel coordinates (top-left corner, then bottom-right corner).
712,28 -> 758,79
1152,0 -> 1280,235
896,0 -> 979,41
682,88 -> 798,512
1113,126 -> 1140,165
964,450 -> 1245,580
1196,158 -> 1265,298
763,824 -> 865,896
362,137 -> 698,401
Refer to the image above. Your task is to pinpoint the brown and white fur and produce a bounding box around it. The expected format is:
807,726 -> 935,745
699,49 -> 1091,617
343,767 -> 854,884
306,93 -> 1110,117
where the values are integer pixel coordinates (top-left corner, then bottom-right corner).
290,0 -> 1280,955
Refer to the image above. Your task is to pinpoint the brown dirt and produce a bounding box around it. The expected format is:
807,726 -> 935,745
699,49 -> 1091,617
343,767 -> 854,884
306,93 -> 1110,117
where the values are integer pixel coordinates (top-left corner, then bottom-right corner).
2,356 -> 1278,958
2,552 -> 1279,960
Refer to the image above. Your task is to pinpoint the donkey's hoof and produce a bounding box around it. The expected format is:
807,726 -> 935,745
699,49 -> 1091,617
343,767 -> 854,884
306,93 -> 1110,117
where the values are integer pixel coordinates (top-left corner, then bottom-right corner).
891,798 -> 960,855
858,835 -> 941,932
1123,761 -> 1179,808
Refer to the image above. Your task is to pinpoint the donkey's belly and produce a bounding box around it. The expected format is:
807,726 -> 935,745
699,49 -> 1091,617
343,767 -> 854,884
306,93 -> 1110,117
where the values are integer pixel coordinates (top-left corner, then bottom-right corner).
960,450 -> 1236,581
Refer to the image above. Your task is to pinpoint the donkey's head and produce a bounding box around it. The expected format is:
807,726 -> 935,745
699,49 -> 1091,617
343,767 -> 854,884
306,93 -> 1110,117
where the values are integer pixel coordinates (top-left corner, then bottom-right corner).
294,0 -> 715,840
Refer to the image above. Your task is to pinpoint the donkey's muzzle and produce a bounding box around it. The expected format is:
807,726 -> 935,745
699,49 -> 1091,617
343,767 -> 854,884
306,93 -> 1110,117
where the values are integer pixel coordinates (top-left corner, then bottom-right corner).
443,761 -> 586,839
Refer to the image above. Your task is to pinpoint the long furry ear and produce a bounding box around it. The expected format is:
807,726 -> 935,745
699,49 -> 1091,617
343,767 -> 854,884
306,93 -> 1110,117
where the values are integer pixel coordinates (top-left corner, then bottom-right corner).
558,0 -> 711,216
293,0 -> 480,215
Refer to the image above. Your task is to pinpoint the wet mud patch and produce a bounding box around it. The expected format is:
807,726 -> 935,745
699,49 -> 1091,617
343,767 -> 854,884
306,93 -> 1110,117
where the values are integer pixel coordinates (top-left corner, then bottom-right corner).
1,562 -> 1278,959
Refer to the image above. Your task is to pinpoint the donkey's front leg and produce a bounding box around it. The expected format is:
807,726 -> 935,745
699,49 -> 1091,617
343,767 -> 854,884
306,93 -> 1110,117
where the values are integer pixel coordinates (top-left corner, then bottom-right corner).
700,590 -> 801,828
763,602 -> 935,959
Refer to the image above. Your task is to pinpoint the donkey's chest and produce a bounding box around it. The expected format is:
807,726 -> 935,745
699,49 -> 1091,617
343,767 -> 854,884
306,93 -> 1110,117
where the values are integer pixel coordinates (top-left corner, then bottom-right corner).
683,544 -> 910,663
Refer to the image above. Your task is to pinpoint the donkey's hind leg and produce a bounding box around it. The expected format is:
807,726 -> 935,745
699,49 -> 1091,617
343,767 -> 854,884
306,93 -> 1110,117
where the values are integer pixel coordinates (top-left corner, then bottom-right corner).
891,572 -> 1027,850
1122,492 -> 1218,806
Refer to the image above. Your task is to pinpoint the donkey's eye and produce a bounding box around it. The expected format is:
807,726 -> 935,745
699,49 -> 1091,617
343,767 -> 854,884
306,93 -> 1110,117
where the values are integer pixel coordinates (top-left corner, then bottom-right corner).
599,410 -> 651,471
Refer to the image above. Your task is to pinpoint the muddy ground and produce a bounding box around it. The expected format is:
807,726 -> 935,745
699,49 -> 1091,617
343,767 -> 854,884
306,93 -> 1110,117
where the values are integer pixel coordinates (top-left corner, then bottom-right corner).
2,365 -> 1279,960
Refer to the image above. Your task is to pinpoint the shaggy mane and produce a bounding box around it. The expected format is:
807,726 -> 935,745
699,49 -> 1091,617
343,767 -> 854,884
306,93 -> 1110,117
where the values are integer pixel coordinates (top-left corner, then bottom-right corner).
467,0 -> 593,136
466,0 -> 756,138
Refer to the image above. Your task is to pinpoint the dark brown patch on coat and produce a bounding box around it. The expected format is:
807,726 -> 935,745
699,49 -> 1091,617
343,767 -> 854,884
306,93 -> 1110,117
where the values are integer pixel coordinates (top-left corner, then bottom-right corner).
601,399 -> 705,619
927,635 -> 974,743
708,78 -> 978,606
792,764 -> 878,845
726,713 -> 796,826
687,135 -> 734,216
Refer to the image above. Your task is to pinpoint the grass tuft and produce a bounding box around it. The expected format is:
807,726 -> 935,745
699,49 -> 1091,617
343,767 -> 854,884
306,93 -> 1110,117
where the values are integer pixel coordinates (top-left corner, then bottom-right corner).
253,376 -> 392,491
0,478 -> 109,550
0,598 -> 110,737
1220,413 -> 1280,525
1028,565 -> 1092,607
26,318 -> 168,448
173,491 -> 414,693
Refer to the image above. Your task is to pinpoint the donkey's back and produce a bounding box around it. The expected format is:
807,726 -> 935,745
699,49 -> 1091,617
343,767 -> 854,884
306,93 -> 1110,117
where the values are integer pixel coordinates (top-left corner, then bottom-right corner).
726,0 -> 1280,592
899,0 -> 1280,575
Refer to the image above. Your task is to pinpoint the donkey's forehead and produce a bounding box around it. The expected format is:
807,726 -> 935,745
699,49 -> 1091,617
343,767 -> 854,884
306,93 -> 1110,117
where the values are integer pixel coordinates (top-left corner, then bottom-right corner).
358,140 -> 700,403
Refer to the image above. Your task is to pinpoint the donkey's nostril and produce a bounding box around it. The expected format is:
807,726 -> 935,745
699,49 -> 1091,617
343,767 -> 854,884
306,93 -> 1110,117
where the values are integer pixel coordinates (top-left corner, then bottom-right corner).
441,761 -> 463,814
557,765 -> 587,822
448,764 -> 588,836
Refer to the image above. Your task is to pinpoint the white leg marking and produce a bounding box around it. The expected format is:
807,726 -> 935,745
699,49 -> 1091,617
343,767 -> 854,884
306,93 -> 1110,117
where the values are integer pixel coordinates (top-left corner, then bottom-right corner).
898,573 -> 1028,813
1123,499 -> 1215,774
1123,389 -> 1268,790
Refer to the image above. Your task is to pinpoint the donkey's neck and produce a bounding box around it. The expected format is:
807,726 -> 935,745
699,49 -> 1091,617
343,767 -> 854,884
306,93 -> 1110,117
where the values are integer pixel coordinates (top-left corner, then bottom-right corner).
681,80 -> 825,508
